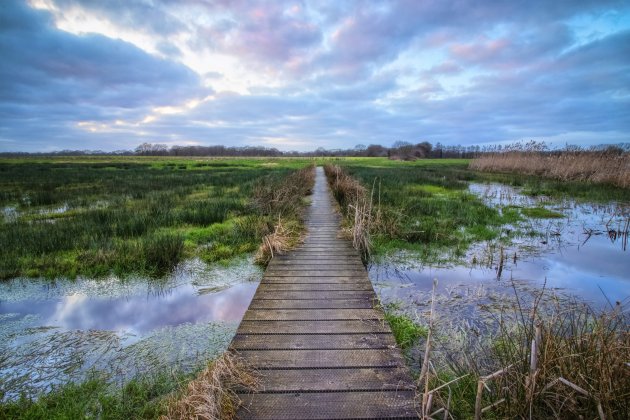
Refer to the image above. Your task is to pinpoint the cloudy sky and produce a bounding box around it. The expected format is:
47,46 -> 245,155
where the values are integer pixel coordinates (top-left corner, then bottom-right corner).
1,0 -> 629,152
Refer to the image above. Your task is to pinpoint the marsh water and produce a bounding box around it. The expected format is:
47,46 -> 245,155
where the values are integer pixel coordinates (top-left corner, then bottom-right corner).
0,257 -> 262,400
370,182 -> 630,310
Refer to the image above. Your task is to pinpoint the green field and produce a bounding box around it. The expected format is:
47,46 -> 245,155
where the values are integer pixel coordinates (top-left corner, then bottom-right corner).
0,157 -> 313,279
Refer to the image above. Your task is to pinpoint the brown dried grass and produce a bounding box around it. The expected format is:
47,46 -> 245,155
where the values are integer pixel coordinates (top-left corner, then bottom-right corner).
323,164 -> 376,262
470,148 -> 630,188
254,218 -> 296,265
161,352 -> 259,420
252,164 -> 315,217
485,298 -> 630,419
251,165 -> 315,266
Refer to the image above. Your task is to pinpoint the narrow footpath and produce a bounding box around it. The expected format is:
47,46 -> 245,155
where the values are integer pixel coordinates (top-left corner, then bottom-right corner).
232,166 -> 417,419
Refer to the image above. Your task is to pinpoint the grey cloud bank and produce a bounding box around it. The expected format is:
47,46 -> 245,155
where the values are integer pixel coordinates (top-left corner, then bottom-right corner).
1,0 -> 629,152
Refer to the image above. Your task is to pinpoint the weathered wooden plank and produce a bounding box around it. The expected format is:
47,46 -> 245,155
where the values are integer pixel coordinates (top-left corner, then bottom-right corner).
280,254 -> 360,259
302,241 -> 349,245
295,246 -> 356,250
287,249 -> 358,253
248,299 -> 375,310
262,276 -> 371,283
242,308 -> 382,321
269,256 -> 360,261
264,269 -> 368,277
231,333 -> 395,350
237,349 -> 406,369
237,391 -> 418,419
266,263 -> 365,271
237,319 -> 391,334
257,283 -> 374,291
269,258 -> 361,265
237,368 -> 413,392
253,290 -> 376,300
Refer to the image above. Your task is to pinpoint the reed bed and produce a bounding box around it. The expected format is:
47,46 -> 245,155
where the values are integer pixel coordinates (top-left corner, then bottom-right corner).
470,148 -> 630,189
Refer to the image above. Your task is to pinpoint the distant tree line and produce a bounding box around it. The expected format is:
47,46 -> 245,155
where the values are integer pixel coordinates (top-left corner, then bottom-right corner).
1,140 -> 627,158
0,141 -> 482,159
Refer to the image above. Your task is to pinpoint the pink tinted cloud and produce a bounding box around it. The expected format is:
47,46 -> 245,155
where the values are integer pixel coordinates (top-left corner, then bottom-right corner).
216,3 -> 321,64
424,60 -> 463,76
449,36 -> 511,63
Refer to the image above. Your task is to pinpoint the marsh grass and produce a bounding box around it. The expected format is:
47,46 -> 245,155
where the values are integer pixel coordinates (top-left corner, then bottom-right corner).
0,158 -> 313,279
383,310 -> 428,351
323,160 -> 515,264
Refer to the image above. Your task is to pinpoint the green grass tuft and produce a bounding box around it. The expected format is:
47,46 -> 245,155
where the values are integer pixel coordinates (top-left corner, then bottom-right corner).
384,311 -> 427,350
521,206 -> 565,219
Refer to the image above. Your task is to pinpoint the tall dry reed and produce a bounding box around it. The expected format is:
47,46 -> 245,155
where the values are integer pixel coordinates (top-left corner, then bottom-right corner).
470,146 -> 630,188
323,164 -> 376,262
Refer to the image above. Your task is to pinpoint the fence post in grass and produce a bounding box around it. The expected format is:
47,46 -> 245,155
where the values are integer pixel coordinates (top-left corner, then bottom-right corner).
419,278 -> 437,418
474,364 -> 514,420
526,321 -> 542,414
474,379 -> 484,420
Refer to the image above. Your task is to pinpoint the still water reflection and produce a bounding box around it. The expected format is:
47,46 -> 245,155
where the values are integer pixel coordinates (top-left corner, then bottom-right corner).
0,257 -> 262,399
370,183 -> 630,308
1,280 -> 256,338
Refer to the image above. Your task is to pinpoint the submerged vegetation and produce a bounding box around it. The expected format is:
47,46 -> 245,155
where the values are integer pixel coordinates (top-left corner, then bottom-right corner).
0,157 -> 313,280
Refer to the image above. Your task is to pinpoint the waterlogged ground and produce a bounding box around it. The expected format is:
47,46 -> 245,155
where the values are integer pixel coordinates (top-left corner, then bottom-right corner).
0,257 -> 262,400
370,182 -> 630,311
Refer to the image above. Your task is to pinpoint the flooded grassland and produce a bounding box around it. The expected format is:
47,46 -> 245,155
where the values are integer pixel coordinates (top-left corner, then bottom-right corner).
371,181 -> 629,309
330,159 -> 630,418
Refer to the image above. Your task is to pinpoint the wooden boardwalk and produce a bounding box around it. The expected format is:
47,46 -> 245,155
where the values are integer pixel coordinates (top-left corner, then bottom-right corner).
232,167 -> 417,419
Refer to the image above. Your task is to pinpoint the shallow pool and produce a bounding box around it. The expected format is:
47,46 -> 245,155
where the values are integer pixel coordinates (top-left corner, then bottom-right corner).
0,257 -> 262,400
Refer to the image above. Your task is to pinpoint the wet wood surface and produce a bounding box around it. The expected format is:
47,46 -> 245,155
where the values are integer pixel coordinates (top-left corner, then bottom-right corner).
232,167 -> 417,419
